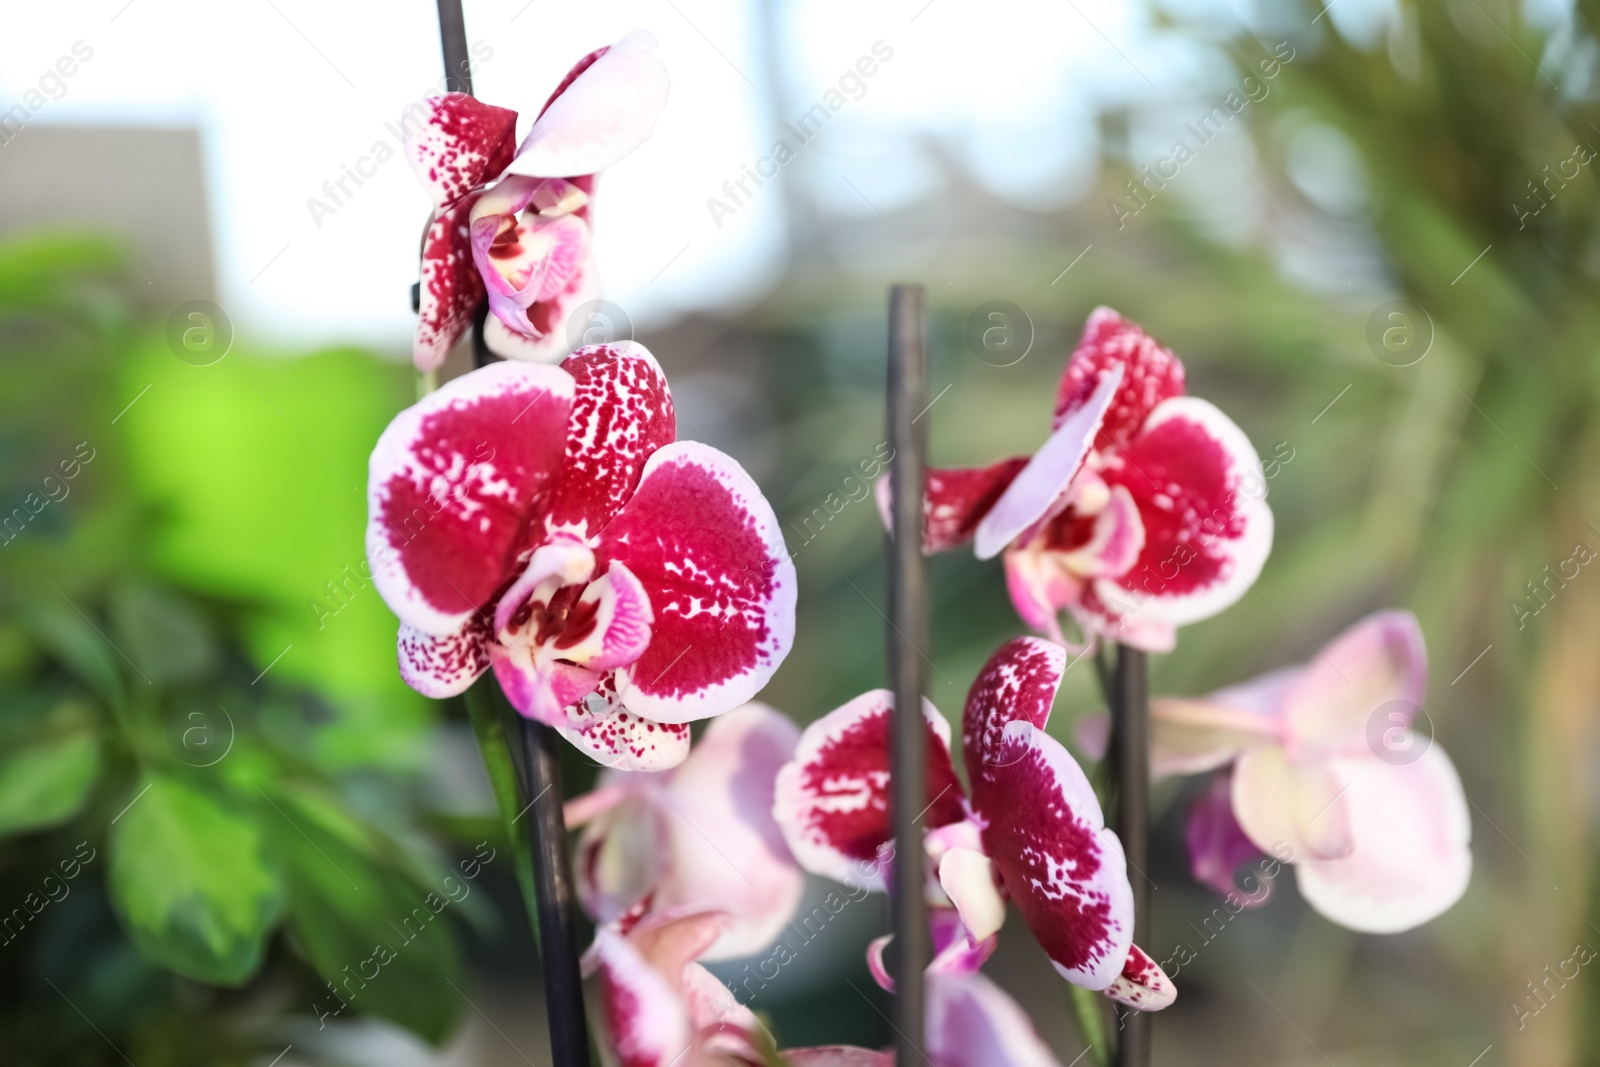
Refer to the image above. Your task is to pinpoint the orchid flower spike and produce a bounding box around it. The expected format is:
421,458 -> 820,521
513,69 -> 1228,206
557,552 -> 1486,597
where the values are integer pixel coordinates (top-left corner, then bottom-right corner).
772,636 -> 1175,1012
404,31 -> 668,369
566,703 -> 805,959
366,341 -> 796,771
880,307 -> 1272,652
1134,610 -> 1471,933
589,904 -> 1075,1067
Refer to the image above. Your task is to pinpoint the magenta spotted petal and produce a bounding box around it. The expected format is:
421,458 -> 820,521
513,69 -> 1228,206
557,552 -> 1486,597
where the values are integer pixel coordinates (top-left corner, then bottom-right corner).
367,360 -> 574,636
549,342 -> 677,537
1054,306 -> 1185,453
964,638 -> 1134,990
397,616 -> 492,698
403,93 -> 519,211
973,721 -> 1132,989
415,197 -> 487,372
875,458 -> 1029,554
773,690 -> 967,889
1081,397 -> 1273,639
598,441 -> 798,725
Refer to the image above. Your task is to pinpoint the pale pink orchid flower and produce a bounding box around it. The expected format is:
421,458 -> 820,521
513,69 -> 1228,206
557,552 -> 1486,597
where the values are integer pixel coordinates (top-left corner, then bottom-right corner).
403,31 -> 668,369
565,703 -> 806,960
772,637 -> 1176,1012
1085,610 -> 1472,933
880,308 -> 1272,652
366,341 -> 796,771
589,904 -> 1073,1067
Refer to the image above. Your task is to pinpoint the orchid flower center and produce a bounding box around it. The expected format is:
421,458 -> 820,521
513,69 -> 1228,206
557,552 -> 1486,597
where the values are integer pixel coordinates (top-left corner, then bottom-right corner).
469,176 -> 592,332
1024,469 -> 1145,581
491,539 -> 654,722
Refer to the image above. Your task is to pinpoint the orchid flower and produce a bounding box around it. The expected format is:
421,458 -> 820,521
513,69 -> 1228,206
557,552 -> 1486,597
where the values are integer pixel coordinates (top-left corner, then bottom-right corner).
883,308 -> 1272,652
566,703 -> 806,959
589,903 -> 1073,1067
366,341 -> 796,771
404,31 -> 668,369
772,636 -> 1175,1011
1133,610 -> 1471,932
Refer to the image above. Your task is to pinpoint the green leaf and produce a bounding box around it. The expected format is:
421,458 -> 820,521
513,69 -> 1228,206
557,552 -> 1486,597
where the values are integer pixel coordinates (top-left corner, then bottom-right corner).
108,775 -> 282,986
23,602 -> 125,708
108,583 -> 216,687
265,788 -> 464,1044
0,699 -> 101,837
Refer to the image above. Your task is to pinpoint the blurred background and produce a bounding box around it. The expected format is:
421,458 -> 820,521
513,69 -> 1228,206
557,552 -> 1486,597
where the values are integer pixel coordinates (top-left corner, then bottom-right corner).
2,0 -> 1597,1063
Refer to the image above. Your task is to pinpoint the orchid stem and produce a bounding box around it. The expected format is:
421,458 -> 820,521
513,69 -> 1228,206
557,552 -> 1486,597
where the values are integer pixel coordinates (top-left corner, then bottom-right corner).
462,678 -> 541,949
1107,643 -> 1151,1067
1068,983 -> 1112,1067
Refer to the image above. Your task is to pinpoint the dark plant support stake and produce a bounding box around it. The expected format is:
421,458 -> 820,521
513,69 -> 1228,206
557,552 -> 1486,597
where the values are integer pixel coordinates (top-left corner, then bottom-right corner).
1111,644 -> 1150,1067
435,2 -> 592,1064
886,284 -> 929,1060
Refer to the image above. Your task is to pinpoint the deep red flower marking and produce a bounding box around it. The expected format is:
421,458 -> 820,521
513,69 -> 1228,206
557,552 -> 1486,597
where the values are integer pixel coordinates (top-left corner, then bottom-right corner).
548,343 -> 676,536
1054,307 -> 1185,452
371,364 -> 571,626
1101,408 -> 1243,601
973,730 -> 1119,978
598,445 -> 792,716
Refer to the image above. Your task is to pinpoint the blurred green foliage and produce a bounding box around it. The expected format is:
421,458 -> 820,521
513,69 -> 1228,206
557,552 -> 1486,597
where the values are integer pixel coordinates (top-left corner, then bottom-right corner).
0,233 -> 489,1064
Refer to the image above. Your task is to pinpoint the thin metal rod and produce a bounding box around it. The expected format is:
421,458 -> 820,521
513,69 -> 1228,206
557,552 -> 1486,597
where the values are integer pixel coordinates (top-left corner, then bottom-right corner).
435,0 -> 473,96
1112,644 -> 1150,1067
886,284 -> 929,1059
521,715 -> 592,1067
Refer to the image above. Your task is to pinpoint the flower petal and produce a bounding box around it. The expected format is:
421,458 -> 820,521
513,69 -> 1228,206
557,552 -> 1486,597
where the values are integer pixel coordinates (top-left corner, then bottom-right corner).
1185,770 -> 1271,905
1147,673 -> 1292,780
1282,610 -> 1428,761
601,441 -> 796,724
414,198 -> 484,371
396,617 -> 490,698
1101,944 -> 1176,1011
548,341 -> 677,538
939,848 -> 1007,942
561,696 -> 691,772
590,926 -> 692,1067
876,458 -> 1030,554
1294,746 -> 1471,933
927,972 -> 1066,1067
1055,306 -> 1186,452
641,704 -> 804,959
971,721 -> 1132,990
403,93 -> 519,209
974,363 -> 1123,561
963,636 -> 1067,768
1231,746 -> 1353,863
491,645 -> 599,726
506,30 -> 670,180
367,361 -> 575,635
480,263 -> 601,364
773,690 -> 966,889
1085,396 -> 1273,639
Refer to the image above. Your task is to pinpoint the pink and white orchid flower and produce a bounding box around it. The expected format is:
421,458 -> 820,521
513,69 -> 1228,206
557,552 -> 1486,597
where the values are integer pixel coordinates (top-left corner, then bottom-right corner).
566,703 -> 805,959
1140,610 -> 1472,933
772,637 -> 1175,1012
883,308 -> 1272,652
404,31 -> 668,369
589,904 -> 1072,1067
366,341 -> 796,771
